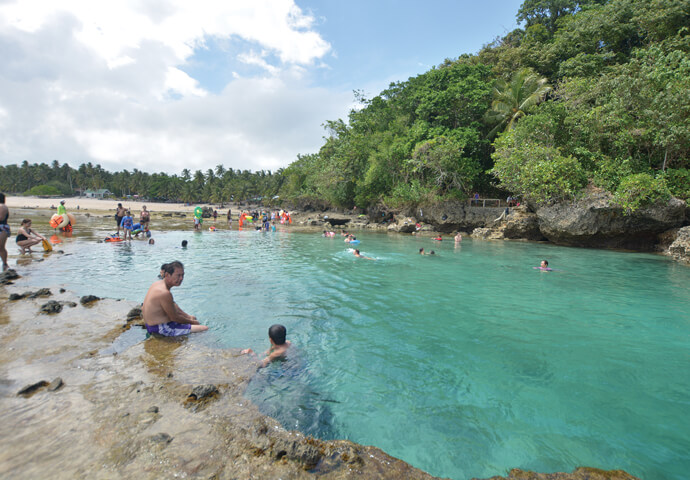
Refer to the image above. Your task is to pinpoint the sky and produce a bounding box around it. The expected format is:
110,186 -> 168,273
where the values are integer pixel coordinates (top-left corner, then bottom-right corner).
0,0 -> 523,176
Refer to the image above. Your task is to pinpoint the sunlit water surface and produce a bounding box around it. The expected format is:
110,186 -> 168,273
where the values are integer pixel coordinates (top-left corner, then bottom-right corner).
21,226 -> 690,480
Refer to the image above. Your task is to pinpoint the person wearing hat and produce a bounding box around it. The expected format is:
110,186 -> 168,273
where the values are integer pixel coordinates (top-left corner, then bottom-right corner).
57,200 -> 66,216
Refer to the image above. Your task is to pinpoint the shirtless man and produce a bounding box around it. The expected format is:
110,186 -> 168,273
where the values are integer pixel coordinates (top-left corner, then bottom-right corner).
142,261 -> 208,336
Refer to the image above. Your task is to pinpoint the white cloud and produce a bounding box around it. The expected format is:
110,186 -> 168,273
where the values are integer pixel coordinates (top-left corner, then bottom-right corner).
0,0 -> 347,174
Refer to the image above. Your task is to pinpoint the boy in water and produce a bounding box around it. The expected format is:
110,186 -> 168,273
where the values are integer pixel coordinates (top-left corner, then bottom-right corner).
241,324 -> 292,368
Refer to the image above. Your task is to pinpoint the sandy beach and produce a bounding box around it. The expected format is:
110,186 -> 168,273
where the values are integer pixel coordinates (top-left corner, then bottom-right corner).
6,195 -> 216,215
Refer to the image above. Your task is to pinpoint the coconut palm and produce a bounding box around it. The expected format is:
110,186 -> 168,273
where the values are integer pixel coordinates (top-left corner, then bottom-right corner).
485,68 -> 551,138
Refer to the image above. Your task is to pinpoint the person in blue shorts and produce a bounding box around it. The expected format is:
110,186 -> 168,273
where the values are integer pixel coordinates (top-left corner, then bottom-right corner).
142,261 -> 208,336
120,211 -> 134,240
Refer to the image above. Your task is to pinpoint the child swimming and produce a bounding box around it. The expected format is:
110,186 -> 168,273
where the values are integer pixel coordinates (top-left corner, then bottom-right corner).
241,324 -> 292,368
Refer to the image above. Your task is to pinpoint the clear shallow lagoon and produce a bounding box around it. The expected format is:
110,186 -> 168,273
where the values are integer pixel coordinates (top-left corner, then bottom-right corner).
22,228 -> 690,480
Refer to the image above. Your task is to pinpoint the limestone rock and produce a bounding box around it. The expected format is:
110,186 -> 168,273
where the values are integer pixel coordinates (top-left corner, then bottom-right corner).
667,225 -> 690,264
501,206 -> 545,241
536,192 -> 686,250
47,377 -> 64,391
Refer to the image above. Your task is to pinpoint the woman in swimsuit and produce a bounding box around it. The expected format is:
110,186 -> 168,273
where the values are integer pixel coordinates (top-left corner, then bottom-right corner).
16,218 -> 46,254
0,193 -> 10,271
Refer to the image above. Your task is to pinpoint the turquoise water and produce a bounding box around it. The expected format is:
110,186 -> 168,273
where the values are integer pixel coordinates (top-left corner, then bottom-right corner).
21,228 -> 690,480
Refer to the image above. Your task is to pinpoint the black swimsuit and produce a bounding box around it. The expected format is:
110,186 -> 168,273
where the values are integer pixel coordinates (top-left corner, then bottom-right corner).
16,228 -> 30,243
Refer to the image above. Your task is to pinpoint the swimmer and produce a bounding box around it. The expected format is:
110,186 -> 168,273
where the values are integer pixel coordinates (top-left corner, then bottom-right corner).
419,248 -> 426,255
432,236 -> 442,241
148,238 -> 155,245
353,249 -> 375,260
241,324 -> 292,368
142,261 -> 208,336
181,240 -> 188,248
534,260 -> 553,271
454,232 -> 462,242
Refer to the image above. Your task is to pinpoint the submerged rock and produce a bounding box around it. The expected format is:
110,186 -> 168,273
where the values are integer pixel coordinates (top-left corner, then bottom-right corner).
187,384 -> 218,401
40,300 -> 63,314
9,293 -> 26,301
472,466 -> 641,480
27,288 -> 52,299
17,380 -> 49,397
80,295 -> 101,305
0,269 -> 19,285
47,377 -> 64,391
126,306 -> 142,322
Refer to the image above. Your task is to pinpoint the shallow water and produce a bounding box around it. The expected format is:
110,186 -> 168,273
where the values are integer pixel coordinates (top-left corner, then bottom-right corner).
19,225 -> 690,480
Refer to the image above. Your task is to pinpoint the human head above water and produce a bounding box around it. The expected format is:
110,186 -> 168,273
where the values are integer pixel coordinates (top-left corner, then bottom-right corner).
160,261 -> 184,276
181,240 -> 188,247
541,260 -> 549,268
268,324 -> 287,345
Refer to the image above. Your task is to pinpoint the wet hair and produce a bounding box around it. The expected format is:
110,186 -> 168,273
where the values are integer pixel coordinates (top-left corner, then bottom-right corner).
430,251 -> 435,255
354,249 -> 360,254
268,324 -> 287,345
542,260 -> 549,266
181,240 -> 188,247
160,261 -> 184,276
419,248 -> 424,253
0,192 -> 5,203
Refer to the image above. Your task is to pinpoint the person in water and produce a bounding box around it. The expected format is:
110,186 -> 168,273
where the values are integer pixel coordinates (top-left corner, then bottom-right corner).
120,211 -> 134,240
419,248 -> 426,255
16,218 -> 47,254
454,232 -> 462,243
57,200 -> 67,216
142,261 -> 208,336
241,324 -> 292,368
353,249 -> 375,260
181,240 -> 188,248
0,193 -> 10,271
534,260 -> 553,271
115,203 -> 126,236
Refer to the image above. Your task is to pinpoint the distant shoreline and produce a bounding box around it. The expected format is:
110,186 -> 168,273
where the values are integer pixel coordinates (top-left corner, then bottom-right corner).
5,195 -> 225,215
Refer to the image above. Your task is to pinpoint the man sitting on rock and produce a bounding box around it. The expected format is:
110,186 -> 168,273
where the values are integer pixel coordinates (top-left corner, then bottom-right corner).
142,261 -> 208,336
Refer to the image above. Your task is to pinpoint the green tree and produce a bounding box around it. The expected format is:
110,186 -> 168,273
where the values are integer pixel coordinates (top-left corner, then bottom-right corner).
484,68 -> 551,138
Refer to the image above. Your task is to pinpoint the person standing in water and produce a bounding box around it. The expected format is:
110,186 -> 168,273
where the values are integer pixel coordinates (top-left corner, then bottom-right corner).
115,203 -> 126,236
0,193 -> 10,271
142,261 -> 208,336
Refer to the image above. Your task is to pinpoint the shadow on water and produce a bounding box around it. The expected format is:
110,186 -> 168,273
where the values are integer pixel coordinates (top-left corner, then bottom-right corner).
243,349 -> 339,440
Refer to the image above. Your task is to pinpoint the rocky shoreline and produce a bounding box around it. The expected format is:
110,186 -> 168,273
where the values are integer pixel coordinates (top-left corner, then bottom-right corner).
285,192 -> 689,266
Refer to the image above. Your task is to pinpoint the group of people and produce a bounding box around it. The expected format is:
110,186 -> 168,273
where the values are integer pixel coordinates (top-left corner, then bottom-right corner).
116,203 -> 151,240
143,260 -> 289,367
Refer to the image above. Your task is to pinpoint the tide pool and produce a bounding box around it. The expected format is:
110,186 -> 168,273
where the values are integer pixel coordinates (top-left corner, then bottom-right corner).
22,228 -> 690,480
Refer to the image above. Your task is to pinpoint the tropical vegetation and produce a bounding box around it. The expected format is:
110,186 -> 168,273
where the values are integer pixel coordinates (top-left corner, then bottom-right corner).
1,0 -> 688,212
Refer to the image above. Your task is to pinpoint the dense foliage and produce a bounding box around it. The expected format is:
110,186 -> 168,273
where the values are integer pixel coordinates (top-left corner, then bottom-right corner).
1,0 -> 687,210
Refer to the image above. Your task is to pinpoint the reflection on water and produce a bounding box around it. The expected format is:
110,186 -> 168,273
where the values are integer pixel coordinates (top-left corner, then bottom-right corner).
16,225 -> 690,480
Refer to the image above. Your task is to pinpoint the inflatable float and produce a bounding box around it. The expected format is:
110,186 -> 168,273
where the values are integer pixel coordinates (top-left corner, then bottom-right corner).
105,234 -> 123,242
49,213 -> 76,231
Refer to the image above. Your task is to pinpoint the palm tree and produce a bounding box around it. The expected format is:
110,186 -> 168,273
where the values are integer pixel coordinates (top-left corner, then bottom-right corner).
485,68 -> 551,138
